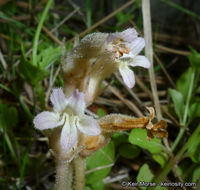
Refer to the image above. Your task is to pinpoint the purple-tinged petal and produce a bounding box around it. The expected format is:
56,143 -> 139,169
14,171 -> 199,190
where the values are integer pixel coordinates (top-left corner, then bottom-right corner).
60,115 -> 78,153
104,28 -> 138,47
129,55 -> 151,68
119,64 -> 135,88
50,88 -> 68,113
33,111 -> 64,130
77,115 -> 101,136
129,37 -> 145,56
68,89 -> 86,116
105,34 -> 117,44
117,28 -> 138,42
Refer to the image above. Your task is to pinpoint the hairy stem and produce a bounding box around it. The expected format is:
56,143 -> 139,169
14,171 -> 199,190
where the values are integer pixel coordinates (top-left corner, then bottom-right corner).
74,156 -> 86,190
55,160 -> 72,190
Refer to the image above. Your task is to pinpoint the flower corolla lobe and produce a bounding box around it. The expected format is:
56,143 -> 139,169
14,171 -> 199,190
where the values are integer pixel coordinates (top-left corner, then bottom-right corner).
33,88 -> 101,154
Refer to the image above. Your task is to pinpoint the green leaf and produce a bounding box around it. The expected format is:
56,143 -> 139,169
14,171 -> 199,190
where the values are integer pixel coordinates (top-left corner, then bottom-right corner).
168,89 -> 185,122
128,128 -> 163,154
116,11 -> 134,26
118,143 -> 140,159
152,153 -> 167,168
97,108 -> 106,117
86,141 -> 115,184
186,124 -> 200,163
37,46 -> 61,69
177,68 -> 193,100
188,103 -> 200,123
19,56 -> 48,86
188,48 -> 200,69
192,166 -> 200,182
90,181 -> 104,190
112,132 -> 128,147
137,164 -> 154,190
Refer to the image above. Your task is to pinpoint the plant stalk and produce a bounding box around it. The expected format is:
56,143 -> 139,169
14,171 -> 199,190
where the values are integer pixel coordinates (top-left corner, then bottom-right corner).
171,70 -> 195,151
55,159 -> 72,190
74,155 -> 86,190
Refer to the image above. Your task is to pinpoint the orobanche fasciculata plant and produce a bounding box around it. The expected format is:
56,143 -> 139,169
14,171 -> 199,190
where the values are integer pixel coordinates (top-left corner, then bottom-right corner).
33,28 -> 168,190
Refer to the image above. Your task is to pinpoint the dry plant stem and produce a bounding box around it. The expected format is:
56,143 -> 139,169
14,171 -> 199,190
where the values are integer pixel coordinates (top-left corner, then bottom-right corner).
142,0 -> 170,151
103,81 -> 143,117
142,0 -> 162,121
55,159 -> 72,190
156,44 -> 191,56
74,155 -> 85,190
154,53 -> 176,89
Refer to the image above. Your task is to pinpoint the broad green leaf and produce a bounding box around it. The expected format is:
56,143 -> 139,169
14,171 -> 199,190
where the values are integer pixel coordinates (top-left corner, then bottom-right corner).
118,143 -> 140,159
188,48 -> 200,69
112,132 -> 128,147
188,103 -> 200,123
128,128 -> 163,154
37,46 -> 61,68
19,57 -> 48,86
90,181 -> 104,190
186,124 -> 200,163
137,164 -> 154,190
152,153 -> 167,168
86,141 -> 115,184
177,68 -> 193,100
192,166 -> 200,182
168,89 -> 185,122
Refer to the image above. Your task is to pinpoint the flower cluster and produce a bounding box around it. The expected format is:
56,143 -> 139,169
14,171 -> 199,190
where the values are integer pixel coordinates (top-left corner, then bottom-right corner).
33,88 -> 101,153
34,28 -> 152,157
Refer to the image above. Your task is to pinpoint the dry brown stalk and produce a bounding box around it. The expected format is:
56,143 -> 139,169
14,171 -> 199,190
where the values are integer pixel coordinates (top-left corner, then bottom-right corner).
103,81 -> 143,117
154,53 -> 176,89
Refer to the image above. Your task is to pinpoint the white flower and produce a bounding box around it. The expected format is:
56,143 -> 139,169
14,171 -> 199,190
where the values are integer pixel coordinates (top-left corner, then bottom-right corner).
104,28 -> 151,88
33,88 -> 101,153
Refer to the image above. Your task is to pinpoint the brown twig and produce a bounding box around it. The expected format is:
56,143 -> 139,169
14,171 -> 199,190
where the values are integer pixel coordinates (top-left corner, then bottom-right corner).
156,44 -> 191,56
142,0 -> 171,152
154,53 -> 176,89
103,81 -> 143,117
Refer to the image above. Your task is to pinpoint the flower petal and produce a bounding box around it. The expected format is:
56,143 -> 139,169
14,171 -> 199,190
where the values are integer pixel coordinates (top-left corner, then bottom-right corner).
105,28 -> 138,46
129,55 -> 151,68
50,88 -> 68,113
33,111 -> 64,130
77,115 -> 101,136
68,89 -> 86,116
60,115 -> 78,153
119,64 -> 135,88
117,28 -> 138,42
129,37 -> 145,56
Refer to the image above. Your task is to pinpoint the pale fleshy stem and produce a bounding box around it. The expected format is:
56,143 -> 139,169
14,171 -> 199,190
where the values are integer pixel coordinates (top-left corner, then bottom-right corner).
74,155 -> 86,190
55,159 -> 73,190
142,0 -> 170,151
